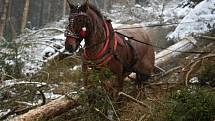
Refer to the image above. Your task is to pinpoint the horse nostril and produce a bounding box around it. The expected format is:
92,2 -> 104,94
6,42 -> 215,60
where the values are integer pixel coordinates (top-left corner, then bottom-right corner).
65,45 -> 74,53
69,47 -> 74,53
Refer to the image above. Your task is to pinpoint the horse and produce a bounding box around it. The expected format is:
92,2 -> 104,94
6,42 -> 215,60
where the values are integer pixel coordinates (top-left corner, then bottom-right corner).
64,0 -> 155,98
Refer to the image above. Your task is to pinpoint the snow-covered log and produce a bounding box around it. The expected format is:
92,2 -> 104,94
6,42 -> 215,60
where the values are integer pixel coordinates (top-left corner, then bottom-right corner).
11,96 -> 78,121
155,37 -> 197,67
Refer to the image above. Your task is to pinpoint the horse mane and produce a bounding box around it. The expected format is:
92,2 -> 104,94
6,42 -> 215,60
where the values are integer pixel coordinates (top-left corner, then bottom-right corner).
88,4 -> 104,20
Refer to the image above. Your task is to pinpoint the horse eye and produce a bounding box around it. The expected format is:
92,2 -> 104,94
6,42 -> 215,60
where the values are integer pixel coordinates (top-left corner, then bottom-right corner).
78,19 -> 82,23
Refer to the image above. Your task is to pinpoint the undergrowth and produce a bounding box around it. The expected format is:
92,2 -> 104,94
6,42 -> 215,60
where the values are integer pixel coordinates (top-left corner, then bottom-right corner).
150,63 -> 215,121
163,86 -> 215,121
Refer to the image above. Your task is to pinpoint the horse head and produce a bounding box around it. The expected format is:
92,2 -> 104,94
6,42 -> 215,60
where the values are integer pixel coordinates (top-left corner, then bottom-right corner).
64,0 -> 91,53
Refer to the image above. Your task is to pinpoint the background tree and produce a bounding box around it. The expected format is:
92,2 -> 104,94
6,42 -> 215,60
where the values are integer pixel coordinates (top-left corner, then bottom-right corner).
21,0 -> 30,33
0,0 -> 9,37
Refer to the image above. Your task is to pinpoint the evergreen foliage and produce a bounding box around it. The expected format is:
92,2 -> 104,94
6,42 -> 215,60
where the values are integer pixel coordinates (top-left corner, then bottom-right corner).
164,87 -> 215,121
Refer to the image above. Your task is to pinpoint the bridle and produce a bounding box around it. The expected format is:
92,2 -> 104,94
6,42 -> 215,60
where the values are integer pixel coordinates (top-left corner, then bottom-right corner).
64,12 -> 89,40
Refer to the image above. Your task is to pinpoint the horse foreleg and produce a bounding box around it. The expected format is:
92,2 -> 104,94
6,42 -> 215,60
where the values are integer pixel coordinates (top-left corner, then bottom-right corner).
111,73 -> 124,102
136,73 -> 150,88
82,61 -> 90,89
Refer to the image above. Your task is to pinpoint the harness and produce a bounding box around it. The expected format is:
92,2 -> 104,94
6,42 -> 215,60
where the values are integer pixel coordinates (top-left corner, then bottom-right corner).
83,21 -> 118,66
113,34 -> 138,72
84,20 -> 138,69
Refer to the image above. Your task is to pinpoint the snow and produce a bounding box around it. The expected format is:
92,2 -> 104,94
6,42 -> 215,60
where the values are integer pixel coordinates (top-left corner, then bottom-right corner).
163,3 -> 192,23
167,0 -> 215,40
19,27 -> 66,75
71,65 -> 81,71
53,33 -> 66,40
44,92 -> 62,100
1,80 -> 47,88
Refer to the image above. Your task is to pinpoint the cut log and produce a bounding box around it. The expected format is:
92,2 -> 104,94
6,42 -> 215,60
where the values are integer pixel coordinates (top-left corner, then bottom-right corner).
11,96 -> 78,121
155,37 -> 197,67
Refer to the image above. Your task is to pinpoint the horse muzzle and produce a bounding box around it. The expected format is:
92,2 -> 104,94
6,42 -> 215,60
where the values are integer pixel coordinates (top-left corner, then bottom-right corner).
65,37 -> 78,53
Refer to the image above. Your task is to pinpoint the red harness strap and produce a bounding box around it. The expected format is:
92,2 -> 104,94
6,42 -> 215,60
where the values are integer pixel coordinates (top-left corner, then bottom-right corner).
98,32 -> 118,66
84,21 -> 118,66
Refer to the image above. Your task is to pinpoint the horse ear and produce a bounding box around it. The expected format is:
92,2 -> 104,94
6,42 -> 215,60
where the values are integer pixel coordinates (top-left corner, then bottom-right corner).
80,0 -> 89,12
67,0 -> 75,10
84,0 -> 90,4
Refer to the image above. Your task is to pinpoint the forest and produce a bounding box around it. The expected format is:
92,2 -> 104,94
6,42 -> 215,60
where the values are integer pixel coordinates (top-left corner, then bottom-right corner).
0,0 -> 215,121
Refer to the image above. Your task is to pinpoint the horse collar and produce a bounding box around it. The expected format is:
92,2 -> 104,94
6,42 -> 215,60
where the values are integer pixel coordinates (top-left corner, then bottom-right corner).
84,21 -> 118,66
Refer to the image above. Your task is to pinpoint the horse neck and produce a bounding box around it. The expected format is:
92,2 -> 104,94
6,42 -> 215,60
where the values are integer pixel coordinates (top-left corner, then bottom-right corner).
84,9 -> 111,57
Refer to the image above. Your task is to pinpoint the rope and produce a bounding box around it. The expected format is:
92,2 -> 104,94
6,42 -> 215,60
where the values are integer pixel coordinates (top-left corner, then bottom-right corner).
115,31 -> 213,54
114,19 -> 215,30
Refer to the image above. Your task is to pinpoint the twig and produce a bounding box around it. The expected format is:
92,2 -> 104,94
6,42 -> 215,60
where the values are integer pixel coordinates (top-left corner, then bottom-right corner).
1,69 -> 6,83
138,114 -> 146,121
158,66 -> 182,79
40,71 -> 50,82
0,108 -> 17,120
94,108 -> 112,121
118,92 -> 148,108
38,90 -> 46,105
148,82 -> 179,86
106,95 -> 120,121
199,35 -> 215,41
185,60 -> 201,86
185,54 -> 215,86
18,28 -> 64,39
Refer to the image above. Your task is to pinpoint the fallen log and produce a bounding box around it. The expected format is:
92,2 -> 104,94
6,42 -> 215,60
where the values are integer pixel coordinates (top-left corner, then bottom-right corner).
155,37 -> 197,67
11,37 -> 198,121
11,96 -> 78,121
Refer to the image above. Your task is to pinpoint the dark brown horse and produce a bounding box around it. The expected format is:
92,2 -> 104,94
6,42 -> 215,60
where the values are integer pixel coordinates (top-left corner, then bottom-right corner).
64,0 -> 155,95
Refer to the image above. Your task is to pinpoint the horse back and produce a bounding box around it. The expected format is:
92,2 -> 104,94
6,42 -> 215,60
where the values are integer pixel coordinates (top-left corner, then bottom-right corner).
116,28 -> 155,75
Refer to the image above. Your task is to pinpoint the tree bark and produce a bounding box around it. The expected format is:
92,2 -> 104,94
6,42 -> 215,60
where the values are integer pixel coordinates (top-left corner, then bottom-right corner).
20,0 -> 30,33
0,0 -> 9,37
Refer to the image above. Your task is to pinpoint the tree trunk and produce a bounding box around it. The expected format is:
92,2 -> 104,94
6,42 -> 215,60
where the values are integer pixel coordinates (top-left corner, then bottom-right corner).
20,0 -> 30,33
135,0 -> 141,4
11,96 -> 78,121
63,0 -> 67,17
104,0 -> 112,12
0,0 -> 9,37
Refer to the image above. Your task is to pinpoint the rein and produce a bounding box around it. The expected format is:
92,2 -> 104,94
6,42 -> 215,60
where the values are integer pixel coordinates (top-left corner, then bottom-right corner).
115,31 -> 212,54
